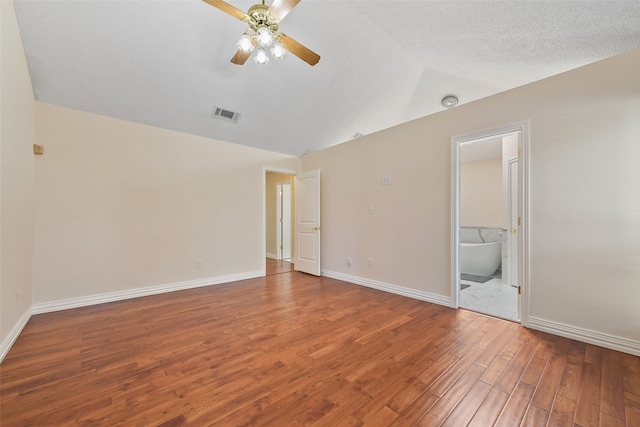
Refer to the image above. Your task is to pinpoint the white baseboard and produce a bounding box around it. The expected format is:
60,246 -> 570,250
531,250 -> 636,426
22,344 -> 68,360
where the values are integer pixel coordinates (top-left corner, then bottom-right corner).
529,316 -> 640,357
266,253 -> 278,260
0,308 -> 32,363
321,270 -> 451,307
31,270 -> 263,315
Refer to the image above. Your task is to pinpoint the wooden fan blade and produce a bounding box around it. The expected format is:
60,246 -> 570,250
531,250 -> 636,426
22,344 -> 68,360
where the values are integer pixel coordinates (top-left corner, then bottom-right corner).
231,49 -> 252,65
202,0 -> 247,21
280,34 -> 320,66
231,38 -> 257,65
268,0 -> 301,21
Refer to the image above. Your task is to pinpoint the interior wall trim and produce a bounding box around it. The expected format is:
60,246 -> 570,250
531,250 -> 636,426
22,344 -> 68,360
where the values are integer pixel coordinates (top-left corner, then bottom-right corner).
31,271 -> 263,316
0,308 -> 32,363
321,270 -> 451,307
450,120 -> 531,327
529,316 -> 640,357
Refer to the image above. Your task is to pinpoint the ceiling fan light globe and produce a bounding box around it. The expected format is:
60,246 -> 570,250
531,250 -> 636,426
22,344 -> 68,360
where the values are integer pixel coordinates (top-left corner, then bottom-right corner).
237,33 -> 254,52
254,48 -> 270,65
271,42 -> 286,59
256,26 -> 274,47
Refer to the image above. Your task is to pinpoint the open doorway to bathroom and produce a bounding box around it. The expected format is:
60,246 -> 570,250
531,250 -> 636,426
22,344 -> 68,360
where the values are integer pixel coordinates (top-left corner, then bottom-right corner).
451,122 -> 529,323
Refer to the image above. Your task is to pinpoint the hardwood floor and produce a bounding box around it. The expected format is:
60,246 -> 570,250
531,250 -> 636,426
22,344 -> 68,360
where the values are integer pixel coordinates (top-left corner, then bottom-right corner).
266,258 -> 294,276
1,272 -> 639,426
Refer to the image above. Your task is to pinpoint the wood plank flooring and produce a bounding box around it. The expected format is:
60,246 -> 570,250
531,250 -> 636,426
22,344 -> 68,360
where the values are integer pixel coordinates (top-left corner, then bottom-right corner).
266,258 -> 294,276
1,271 -> 639,426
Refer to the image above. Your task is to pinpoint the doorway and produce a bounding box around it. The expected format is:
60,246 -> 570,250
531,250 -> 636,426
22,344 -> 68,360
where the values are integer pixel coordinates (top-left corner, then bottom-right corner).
263,169 -> 322,277
451,121 -> 529,324
265,171 -> 295,275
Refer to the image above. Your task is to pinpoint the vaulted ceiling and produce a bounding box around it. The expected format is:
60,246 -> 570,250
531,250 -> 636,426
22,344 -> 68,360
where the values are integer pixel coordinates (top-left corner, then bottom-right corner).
14,0 -> 640,156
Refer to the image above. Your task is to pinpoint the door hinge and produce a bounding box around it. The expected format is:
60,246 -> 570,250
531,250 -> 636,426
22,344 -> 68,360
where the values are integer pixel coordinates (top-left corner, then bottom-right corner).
518,286 -> 521,295
518,148 -> 522,157
518,216 -> 521,226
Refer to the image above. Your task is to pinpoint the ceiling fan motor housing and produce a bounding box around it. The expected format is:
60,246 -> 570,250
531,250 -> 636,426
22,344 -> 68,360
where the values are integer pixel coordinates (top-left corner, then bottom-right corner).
247,4 -> 279,32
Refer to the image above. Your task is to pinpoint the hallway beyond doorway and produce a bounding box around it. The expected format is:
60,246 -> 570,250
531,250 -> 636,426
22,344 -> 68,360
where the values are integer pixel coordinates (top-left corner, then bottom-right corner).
266,258 -> 293,276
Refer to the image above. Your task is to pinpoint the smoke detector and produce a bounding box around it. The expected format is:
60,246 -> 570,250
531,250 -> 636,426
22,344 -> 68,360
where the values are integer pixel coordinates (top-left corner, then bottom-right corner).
441,95 -> 459,109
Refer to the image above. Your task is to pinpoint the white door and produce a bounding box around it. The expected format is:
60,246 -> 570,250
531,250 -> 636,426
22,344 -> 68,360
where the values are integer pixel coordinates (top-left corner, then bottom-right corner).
281,183 -> 292,260
507,158 -> 519,287
294,169 -> 321,275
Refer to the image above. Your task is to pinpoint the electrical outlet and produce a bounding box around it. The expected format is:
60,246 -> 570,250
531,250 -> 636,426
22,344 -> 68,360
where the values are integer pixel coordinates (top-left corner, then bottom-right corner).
196,259 -> 202,269
369,206 -> 374,214
368,257 -> 373,266
347,257 -> 352,266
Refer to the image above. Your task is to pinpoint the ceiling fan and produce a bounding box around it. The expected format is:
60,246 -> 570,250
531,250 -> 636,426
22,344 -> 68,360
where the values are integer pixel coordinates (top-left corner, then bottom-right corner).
202,0 -> 320,66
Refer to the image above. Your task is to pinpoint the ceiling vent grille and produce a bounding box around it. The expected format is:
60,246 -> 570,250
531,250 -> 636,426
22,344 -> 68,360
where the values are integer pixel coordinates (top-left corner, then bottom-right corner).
212,106 -> 240,123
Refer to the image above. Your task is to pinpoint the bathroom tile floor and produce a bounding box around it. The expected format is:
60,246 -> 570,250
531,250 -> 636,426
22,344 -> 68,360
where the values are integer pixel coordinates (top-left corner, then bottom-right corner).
460,277 -> 519,321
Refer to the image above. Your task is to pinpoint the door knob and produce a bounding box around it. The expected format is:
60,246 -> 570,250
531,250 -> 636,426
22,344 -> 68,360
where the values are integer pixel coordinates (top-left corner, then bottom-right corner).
312,226 -> 320,231
510,228 -> 517,233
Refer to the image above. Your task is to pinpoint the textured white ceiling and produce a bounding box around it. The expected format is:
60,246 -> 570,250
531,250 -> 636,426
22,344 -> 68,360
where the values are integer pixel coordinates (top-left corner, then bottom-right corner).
14,0 -> 640,156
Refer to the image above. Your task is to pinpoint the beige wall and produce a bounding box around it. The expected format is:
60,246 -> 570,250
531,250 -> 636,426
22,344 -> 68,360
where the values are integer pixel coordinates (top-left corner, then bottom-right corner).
1,1 -> 36,352
32,103 -> 298,303
460,157 -> 502,228
302,49 -> 640,346
265,172 -> 294,258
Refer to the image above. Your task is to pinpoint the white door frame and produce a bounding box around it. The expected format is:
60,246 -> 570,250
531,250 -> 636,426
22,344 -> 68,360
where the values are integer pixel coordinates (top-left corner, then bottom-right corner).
263,167 -> 297,276
450,120 -> 530,326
